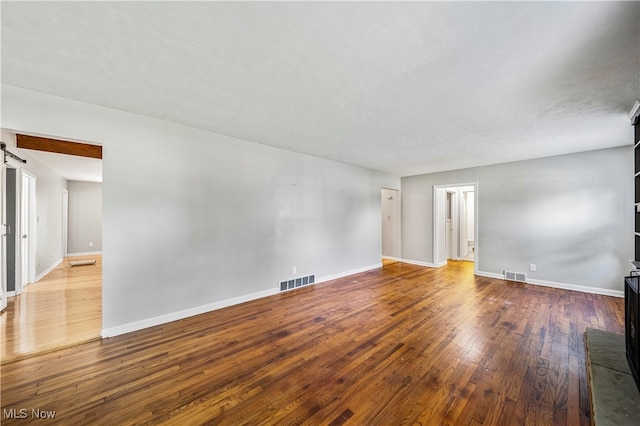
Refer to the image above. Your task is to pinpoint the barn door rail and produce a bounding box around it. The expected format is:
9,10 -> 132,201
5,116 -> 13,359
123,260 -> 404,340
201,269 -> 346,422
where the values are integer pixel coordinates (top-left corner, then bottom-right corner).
0,142 -> 27,164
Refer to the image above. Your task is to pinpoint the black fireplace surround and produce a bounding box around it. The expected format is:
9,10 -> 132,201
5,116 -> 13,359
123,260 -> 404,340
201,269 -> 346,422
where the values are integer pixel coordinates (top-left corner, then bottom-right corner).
629,112 -> 640,392
626,275 -> 640,392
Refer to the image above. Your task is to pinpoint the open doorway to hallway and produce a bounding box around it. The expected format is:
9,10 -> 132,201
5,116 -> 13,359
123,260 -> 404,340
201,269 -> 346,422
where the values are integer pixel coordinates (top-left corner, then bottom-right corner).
434,183 -> 477,272
0,132 -> 103,363
445,186 -> 474,262
381,188 -> 401,265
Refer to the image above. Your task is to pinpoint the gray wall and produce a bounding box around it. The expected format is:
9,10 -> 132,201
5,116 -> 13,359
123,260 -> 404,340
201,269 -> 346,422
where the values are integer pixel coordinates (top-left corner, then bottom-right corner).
27,152 -> 67,279
2,85 -> 400,335
1,130 -> 68,280
67,181 -> 102,254
402,146 -> 633,293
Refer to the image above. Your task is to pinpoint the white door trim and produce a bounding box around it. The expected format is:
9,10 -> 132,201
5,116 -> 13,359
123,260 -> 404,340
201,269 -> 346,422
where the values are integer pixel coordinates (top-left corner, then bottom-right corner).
0,158 -> 6,311
20,170 -> 36,291
1,156 -> 24,303
62,189 -> 68,258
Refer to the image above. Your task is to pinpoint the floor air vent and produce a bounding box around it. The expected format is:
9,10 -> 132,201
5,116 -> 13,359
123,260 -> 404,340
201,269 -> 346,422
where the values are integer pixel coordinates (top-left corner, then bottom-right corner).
504,271 -> 527,283
280,274 -> 315,292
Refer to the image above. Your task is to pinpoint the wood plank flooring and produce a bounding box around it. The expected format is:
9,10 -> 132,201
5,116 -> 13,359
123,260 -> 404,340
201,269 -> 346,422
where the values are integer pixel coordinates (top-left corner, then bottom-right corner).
0,255 -> 101,364
0,261 -> 624,424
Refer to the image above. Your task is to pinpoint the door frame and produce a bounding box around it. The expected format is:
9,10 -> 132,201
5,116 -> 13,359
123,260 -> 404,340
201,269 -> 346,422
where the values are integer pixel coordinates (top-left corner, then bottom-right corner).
461,188 -> 475,261
433,182 -> 478,274
62,189 -> 68,258
0,158 -> 6,311
20,170 -> 36,293
2,157 -> 25,301
381,187 -> 401,261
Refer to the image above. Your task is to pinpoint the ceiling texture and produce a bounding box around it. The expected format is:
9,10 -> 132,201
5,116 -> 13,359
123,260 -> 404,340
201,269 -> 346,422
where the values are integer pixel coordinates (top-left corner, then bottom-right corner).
1,1 -> 639,177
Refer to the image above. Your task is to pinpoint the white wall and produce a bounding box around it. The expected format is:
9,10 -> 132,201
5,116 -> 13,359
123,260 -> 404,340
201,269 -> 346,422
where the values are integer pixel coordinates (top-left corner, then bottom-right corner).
1,85 -> 400,335
402,146 -> 633,295
0,130 -> 68,280
67,181 -> 102,254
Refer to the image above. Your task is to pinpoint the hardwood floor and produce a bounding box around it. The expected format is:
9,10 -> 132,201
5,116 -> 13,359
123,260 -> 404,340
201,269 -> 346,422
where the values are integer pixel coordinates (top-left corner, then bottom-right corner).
0,261 -> 624,424
382,258 -> 400,266
0,255 -> 101,364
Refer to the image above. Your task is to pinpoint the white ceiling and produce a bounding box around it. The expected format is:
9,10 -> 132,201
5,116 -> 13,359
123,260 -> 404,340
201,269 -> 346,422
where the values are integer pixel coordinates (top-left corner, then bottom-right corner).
1,1 -> 639,177
23,149 -> 103,183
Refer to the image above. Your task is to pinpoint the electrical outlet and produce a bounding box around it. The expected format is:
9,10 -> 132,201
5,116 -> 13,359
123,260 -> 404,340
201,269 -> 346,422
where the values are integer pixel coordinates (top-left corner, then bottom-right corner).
89,242 -> 94,247
292,266 -> 296,275
529,264 -> 536,272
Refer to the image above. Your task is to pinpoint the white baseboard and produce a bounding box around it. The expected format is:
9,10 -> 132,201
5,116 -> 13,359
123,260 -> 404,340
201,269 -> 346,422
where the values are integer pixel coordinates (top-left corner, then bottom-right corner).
400,258 -> 438,268
66,251 -> 102,257
36,258 -> 63,282
382,256 -> 401,262
477,270 -> 623,298
102,287 -> 279,338
316,263 -> 382,284
6,291 -> 16,297
527,278 -> 623,298
476,270 -> 504,280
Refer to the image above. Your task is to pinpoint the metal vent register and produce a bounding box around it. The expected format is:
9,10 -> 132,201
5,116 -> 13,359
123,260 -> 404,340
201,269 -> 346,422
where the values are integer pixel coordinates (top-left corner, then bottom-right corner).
504,271 -> 527,283
279,274 -> 315,292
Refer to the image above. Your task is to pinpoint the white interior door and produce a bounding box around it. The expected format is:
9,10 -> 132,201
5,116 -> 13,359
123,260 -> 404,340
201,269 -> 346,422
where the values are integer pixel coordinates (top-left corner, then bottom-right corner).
463,190 -> 475,261
433,187 -> 447,266
446,191 -> 455,260
21,172 -> 36,289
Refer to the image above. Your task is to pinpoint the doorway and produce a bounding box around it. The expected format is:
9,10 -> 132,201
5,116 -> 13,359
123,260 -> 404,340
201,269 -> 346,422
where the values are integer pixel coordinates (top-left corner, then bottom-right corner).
381,188 -> 401,262
1,156 -> 36,298
0,152 -> 22,310
433,183 -> 477,271
2,163 -> 23,299
1,132 -> 103,362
